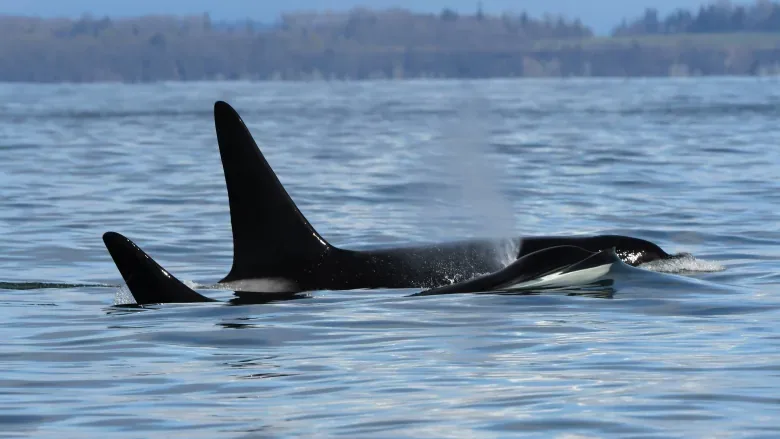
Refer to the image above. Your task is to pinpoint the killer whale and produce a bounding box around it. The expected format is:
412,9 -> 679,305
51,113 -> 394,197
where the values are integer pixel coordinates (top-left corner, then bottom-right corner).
101,100 -> 687,304
102,232 -> 307,305
210,100 -> 680,292
102,231 -> 621,305
413,245 -> 623,296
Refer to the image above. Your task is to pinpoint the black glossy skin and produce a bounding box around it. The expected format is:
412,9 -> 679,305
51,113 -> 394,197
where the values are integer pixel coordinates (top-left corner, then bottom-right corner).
414,246 -> 621,296
219,234 -> 670,292
103,232 -> 625,304
103,232 -> 216,304
213,100 -> 678,293
518,235 -> 669,266
102,101 -> 682,305
104,232 -> 310,305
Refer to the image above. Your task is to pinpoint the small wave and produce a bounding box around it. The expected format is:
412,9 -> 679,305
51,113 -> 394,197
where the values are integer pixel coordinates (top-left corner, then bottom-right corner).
622,102 -> 780,117
216,278 -> 299,293
111,280 -> 231,305
113,285 -> 136,306
184,280 -> 242,291
639,254 -> 726,274
0,108 -> 212,121
0,281 -> 112,290
183,280 -> 205,290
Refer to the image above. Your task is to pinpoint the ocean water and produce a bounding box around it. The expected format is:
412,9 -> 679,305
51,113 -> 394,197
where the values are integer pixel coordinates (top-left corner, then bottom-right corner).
1,78 -> 779,438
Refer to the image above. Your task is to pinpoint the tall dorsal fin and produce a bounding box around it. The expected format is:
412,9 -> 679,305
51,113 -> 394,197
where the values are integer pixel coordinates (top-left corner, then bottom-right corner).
213,101 -> 332,283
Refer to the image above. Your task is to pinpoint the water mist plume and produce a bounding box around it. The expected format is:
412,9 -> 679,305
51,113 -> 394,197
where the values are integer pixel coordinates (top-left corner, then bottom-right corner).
417,81 -> 519,267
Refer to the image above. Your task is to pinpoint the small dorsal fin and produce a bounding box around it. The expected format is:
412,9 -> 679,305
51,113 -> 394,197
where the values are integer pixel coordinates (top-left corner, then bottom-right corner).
102,232 -> 214,305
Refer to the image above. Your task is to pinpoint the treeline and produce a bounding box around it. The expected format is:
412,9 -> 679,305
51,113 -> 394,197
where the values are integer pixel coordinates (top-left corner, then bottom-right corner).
0,9 -> 592,82
613,0 -> 780,36
1,3 -> 780,82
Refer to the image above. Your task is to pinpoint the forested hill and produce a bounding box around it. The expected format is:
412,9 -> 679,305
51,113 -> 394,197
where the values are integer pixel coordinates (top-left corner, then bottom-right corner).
2,2 -> 780,83
614,0 -> 780,36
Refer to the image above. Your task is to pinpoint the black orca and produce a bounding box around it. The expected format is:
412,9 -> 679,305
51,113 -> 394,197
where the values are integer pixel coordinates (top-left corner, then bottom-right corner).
210,101 -> 682,293
102,231 -> 216,304
100,101 -> 687,304
102,232 -> 306,306
102,231 -> 619,305
413,246 -> 622,296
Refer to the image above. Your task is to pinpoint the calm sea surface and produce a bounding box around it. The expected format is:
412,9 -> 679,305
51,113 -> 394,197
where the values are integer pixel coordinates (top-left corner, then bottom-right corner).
1,78 -> 780,438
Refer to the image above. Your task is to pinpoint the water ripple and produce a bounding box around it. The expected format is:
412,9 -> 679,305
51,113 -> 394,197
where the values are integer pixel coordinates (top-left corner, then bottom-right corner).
0,78 -> 779,437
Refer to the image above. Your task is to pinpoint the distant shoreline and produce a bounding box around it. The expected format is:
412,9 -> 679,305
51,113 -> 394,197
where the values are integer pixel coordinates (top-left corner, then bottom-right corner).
2,10 -> 780,83
2,74 -> 777,87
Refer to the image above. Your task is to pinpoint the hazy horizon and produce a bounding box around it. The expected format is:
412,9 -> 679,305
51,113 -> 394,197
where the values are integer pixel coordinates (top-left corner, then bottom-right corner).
0,0 -> 722,34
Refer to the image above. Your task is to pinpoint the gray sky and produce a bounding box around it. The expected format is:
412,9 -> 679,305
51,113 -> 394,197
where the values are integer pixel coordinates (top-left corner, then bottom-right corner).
0,0 -> 718,34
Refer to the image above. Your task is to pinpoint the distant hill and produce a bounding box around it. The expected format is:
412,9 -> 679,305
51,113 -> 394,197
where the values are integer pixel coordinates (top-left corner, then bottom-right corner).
0,0 -> 716,35
1,3 -> 780,83
614,0 -> 780,36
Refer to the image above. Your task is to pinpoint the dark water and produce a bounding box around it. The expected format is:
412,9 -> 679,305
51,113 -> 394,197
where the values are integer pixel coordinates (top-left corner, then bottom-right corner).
1,78 -> 780,438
